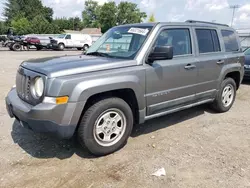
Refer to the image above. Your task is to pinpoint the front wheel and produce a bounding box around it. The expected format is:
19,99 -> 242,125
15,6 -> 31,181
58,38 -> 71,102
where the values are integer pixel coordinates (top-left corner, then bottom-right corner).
211,78 -> 236,113
77,97 -> 133,156
58,43 -> 65,51
83,44 -> 89,51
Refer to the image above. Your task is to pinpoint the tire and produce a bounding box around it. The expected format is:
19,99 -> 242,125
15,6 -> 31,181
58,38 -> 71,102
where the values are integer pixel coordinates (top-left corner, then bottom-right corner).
12,43 -> 21,51
211,77 -> 237,113
83,44 -> 89,51
58,43 -> 65,51
78,97 -> 133,156
36,46 -> 42,51
6,42 -> 12,48
9,43 -> 14,51
77,47 -> 82,51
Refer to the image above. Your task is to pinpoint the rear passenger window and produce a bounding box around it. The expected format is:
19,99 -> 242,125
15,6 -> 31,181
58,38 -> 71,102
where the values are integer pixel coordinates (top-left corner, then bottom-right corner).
196,29 -> 221,53
211,30 -> 221,52
221,30 -> 239,52
154,29 -> 192,56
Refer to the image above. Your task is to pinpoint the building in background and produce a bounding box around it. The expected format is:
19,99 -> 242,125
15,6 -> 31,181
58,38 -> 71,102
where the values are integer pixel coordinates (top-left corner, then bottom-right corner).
237,29 -> 250,50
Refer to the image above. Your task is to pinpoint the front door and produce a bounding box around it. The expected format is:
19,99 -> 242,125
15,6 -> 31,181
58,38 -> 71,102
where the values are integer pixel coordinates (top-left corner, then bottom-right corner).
145,27 -> 198,116
65,34 -> 73,47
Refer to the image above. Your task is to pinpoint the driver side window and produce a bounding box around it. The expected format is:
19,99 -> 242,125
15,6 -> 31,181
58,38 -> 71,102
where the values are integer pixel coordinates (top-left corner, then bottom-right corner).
154,28 -> 192,56
65,35 -> 71,39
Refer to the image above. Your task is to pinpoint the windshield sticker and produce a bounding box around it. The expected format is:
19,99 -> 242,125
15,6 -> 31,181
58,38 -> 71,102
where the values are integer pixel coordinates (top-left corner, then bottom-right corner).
128,28 -> 149,36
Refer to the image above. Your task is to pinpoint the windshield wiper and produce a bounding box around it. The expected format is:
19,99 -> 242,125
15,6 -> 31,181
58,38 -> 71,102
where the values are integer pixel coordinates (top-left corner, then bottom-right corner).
86,52 -> 110,57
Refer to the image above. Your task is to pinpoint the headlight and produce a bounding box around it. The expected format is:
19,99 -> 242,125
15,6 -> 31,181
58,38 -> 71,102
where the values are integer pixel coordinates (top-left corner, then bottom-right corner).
32,77 -> 44,98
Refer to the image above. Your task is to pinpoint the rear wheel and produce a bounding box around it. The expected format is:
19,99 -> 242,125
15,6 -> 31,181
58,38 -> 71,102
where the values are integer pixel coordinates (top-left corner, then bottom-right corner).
77,97 -> 133,156
211,78 -> 236,113
12,43 -> 21,51
77,47 -> 82,51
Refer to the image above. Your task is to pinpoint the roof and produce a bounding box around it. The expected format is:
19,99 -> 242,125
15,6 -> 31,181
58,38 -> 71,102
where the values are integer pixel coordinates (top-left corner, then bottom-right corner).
64,30 -> 82,34
117,21 -> 231,29
81,28 -> 102,34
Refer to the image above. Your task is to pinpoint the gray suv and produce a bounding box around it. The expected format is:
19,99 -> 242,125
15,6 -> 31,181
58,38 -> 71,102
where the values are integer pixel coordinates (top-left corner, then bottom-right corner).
6,20 -> 245,156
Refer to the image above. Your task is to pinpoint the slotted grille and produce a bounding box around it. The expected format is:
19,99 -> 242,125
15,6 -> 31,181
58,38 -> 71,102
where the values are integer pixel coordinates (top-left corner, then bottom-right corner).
16,72 -> 31,102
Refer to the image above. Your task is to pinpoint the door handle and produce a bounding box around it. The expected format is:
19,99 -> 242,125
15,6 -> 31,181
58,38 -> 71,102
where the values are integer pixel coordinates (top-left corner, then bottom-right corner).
184,64 -> 196,70
217,60 -> 225,65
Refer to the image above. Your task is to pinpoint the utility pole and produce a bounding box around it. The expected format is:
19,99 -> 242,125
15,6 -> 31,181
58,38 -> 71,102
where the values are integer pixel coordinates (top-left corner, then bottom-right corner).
230,5 -> 240,27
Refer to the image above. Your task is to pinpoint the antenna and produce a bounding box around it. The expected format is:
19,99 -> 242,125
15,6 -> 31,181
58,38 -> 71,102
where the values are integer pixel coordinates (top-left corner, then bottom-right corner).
230,5 -> 240,27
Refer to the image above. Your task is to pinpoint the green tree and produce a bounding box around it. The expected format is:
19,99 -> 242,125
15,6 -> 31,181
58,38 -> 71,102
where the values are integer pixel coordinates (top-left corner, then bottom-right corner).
117,2 -> 147,25
99,2 -> 117,33
69,17 -> 84,30
148,14 -> 156,22
30,15 -> 60,34
53,17 -> 84,31
0,21 -> 8,35
82,0 -> 100,28
10,17 -> 30,35
4,0 -> 53,23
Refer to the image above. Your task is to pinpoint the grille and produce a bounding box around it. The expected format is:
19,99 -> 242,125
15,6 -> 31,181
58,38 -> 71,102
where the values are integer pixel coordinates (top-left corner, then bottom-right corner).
50,39 -> 58,44
16,72 -> 31,102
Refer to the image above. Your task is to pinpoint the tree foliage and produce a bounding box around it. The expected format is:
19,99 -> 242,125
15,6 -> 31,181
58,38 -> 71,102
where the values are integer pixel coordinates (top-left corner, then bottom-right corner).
82,0 -> 100,28
0,21 -> 8,35
11,17 -> 30,35
99,2 -> 117,33
4,0 -> 53,23
83,0 -> 147,33
53,17 -> 84,31
148,14 -> 156,22
117,2 -> 147,25
2,0 -> 147,35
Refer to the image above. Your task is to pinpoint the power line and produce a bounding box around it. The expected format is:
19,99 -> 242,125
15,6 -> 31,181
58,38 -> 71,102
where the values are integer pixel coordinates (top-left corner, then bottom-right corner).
229,5 -> 240,27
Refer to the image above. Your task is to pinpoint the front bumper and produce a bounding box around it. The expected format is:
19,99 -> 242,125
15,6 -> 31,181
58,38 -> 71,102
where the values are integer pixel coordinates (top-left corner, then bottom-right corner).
49,43 -> 59,49
6,88 -> 85,139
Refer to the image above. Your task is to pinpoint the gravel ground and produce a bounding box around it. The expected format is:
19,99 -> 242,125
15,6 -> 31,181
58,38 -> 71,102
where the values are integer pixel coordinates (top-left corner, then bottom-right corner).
0,47 -> 250,188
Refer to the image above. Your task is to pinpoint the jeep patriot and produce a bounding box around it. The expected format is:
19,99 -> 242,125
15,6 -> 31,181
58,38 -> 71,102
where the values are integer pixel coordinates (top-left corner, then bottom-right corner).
6,20 -> 245,156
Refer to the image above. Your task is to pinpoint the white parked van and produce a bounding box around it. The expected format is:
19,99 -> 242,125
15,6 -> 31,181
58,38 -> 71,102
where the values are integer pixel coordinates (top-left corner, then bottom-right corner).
50,33 -> 92,51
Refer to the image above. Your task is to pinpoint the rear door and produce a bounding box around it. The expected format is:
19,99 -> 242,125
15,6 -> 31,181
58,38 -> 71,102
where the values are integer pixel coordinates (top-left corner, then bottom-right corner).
194,27 -> 225,100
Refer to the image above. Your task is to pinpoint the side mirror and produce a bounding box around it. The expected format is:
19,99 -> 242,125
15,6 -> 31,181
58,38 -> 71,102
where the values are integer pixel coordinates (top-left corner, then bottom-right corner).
148,46 -> 173,63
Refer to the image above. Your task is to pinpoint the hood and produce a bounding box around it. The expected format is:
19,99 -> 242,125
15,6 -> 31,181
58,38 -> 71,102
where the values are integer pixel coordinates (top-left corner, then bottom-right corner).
21,55 -> 137,78
245,55 -> 250,65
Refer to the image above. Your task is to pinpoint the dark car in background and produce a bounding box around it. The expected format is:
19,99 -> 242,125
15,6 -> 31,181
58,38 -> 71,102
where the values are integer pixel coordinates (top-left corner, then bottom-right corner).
244,48 -> 250,79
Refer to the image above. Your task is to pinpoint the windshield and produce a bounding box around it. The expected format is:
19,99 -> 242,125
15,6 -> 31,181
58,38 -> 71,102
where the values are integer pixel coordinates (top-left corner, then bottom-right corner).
57,34 -> 66,39
244,48 -> 250,56
86,26 -> 153,59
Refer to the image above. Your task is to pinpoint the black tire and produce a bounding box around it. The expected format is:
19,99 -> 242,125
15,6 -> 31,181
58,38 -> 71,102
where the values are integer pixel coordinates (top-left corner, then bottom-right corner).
36,46 -> 42,51
12,43 -> 21,51
211,77 -> 237,113
9,43 -> 14,51
77,47 -> 82,51
58,43 -> 65,51
83,44 -> 89,51
78,97 -> 133,156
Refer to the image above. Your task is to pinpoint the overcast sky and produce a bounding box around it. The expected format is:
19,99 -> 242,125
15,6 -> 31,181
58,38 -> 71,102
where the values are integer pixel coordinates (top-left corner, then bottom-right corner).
0,0 -> 250,29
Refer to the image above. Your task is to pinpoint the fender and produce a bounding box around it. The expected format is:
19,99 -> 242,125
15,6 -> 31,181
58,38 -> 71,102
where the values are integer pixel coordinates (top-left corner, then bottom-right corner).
69,75 -> 146,110
217,62 -> 243,89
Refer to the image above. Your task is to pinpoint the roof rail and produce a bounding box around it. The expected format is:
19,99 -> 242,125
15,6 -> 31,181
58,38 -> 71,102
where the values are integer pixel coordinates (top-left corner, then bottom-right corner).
185,20 -> 229,27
